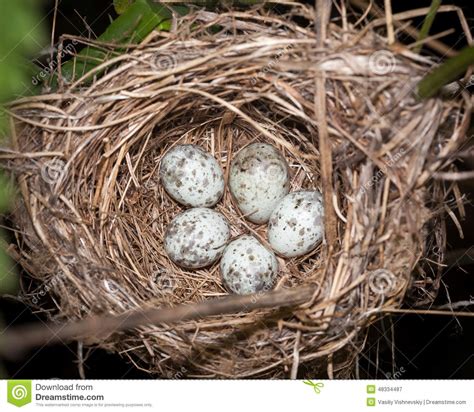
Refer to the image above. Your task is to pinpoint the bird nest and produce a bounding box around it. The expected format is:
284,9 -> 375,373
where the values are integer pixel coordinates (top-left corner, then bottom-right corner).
2,6 -> 470,378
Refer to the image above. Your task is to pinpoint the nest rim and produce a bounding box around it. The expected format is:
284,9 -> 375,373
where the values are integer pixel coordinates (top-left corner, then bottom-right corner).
2,6 -> 470,378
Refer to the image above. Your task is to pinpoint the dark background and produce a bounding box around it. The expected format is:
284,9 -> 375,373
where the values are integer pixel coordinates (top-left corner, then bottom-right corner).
1,0 -> 473,379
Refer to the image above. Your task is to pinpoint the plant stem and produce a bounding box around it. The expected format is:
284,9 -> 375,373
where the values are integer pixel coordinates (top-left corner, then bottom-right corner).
417,45 -> 474,99
414,0 -> 442,54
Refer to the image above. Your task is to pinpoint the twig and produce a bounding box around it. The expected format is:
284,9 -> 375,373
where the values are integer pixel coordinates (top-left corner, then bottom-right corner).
408,28 -> 454,51
315,0 -> 331,47
382,308 -> 474,317
435,300 -> 474,310
433,170 -> 474,181
350,0 -> 457,56
50,0 -> 59,66
290,330 -> 301,379
77,341 -> 86,379
315,0 -> 337,248
0,285 -> 316,359
384,0 -> 394,45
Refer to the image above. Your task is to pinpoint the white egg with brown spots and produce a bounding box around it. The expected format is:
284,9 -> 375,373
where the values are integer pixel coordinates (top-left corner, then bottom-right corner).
220,235 -> 278,295
229,143 -> 290,224
268,191 -> 324,258
160,144 -> 224,207
164,208 -> 230,269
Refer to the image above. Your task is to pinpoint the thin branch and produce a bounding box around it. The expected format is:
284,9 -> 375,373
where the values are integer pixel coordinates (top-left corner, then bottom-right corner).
349,0 -> 457,56
383,308 -> 474,317
433,170 -> 474,181
0,285 -> 316,359
315,0 -> 337,248
384,0 -> 394,45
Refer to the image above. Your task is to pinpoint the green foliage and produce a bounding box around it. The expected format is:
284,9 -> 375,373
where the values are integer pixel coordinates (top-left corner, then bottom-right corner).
114,0 -> 135,14
0,0 -> 45,102
414,0 -> 442,54
418,46 -> 474,98
0,0 -> 46,293
54,0 -> 186,86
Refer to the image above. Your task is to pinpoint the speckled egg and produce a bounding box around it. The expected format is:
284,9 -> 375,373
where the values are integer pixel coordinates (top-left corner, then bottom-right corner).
160,144 -> 225,207
164,208 -> 230,269
220,235 -> 278,295
268,191 -> 324,258
229,143 -> 290,224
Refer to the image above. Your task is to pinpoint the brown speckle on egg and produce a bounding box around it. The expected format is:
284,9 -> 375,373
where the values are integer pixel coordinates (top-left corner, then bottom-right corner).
160,144 -> 225,208
221,235 -> 278,295
229,143 -> 290,224
268,191 -> 324,258
164,208 -> 230,269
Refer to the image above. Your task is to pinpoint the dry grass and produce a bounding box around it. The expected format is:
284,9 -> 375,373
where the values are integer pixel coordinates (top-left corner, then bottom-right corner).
1,4 -> 471,378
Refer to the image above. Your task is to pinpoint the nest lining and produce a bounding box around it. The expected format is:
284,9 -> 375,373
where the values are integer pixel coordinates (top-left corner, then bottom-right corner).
2,6 -> 470,378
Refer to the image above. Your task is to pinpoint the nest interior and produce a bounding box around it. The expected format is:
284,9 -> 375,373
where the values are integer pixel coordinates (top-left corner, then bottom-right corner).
3,6 -> 470,378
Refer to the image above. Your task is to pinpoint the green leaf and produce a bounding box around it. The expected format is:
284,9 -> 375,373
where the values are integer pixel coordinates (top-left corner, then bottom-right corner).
114,0 -> 135,14
53,0 -> 186,86
0,0 -> 46,101
417,46 -> 474,98
414,0 -> 442,54
0,0 -> 45,295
